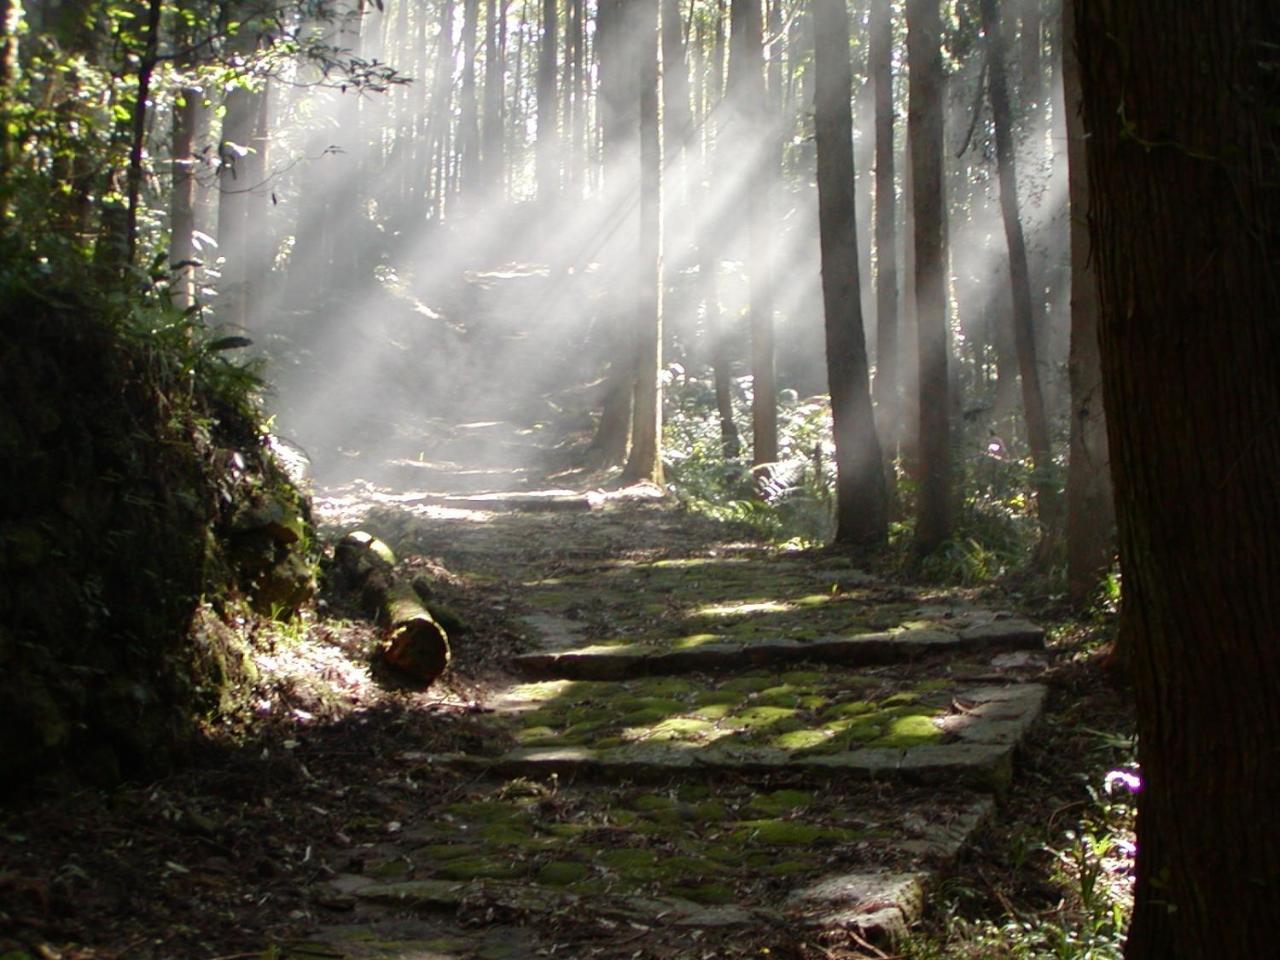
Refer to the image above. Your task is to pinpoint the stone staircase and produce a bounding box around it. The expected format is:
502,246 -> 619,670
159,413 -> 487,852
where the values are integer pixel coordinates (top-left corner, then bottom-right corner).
290,484 -> 1048,959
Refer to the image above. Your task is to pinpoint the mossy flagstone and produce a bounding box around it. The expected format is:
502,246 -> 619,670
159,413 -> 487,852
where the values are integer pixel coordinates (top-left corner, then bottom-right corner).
536,860 -> 591,885
746,789 -> 813,816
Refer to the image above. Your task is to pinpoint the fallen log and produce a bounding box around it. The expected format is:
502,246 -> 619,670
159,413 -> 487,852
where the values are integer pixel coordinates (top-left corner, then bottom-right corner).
377,580 -> 451,686
334,531 -> 450,686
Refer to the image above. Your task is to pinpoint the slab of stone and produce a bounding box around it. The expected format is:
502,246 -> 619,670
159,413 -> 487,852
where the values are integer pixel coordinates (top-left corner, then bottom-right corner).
282,919 -> 538,960
405,490 -> 596,513
788,871 -> 926,944
346,876 -> 761,930
416,683 -> 1044,794
509,621 -> 1044,680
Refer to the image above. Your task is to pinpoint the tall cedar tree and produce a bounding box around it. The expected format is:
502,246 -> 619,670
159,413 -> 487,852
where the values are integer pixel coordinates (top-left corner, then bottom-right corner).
811,0 -> 887,549
1060,0 -> 1112,605
1076,1 -> 1280,955
482,0 -> 505,194
728,0 -> 778,468
906,0 -> 951,555
586,0 -> 635,465
870,0 -> 899,460
536,0 -> 559,206
980,0 -> 1059,535
621,0 -> 663,485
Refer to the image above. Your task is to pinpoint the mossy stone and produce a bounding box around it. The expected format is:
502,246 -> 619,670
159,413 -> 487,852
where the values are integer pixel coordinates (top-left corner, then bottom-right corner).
646,717 -> 716,741
881,692 -> 919,707
447,800 -> 521,822
731,819 -> 829,845
436,856 -> 526,880
693,799 -> 729,822
773,729 -> 833,751
631,794 -> 677,813
760,859 -> 815,877
367,857 -> 414,879
669,882 -> 736,905
693,689 -> 741,707
537,860 -> 591,885
674,633 -> 723,648
416,844 -> 479,861
599,848 -> 661,880
731,705 -> 798,729
824,699 -> 875,719
720,675 -> 775,694
746,789 -> 813,816
870,714 -> 942,748
478,821 -> 536,846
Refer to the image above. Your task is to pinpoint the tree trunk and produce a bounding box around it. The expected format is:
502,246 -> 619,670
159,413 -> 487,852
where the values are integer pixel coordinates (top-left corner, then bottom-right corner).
459,0 -> 482,206
587,0 -> 634,465
168,81 -> 202,310
812,0 -> 888,550
701,1 -> 741,458
1075,1 -> 1280,956
1061,0 -> 1112,606
536,0 -> 559,207
870,0 -> 899,477
906,0 -> 950,556
729,0 -> 778,469
622,0 -> 663,486
483,0 -> 506,195
426,0 -> 455,220
981,0 -> 1060,537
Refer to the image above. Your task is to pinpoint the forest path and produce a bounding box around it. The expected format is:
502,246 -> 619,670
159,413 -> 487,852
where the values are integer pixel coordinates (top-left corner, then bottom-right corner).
287,414 -> 1050,960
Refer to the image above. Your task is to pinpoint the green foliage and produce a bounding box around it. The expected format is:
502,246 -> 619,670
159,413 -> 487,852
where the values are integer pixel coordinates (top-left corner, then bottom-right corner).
663,377 -> 835,547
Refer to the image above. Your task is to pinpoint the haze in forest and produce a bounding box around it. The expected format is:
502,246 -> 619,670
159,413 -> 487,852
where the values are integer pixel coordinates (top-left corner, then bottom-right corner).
170,0 -> 1070,507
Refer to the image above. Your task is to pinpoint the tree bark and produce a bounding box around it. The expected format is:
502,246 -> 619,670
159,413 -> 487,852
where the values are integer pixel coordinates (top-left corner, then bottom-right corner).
870,0 -> 899,474
587,0 -> 634,465
728,0 -> 778,468
1061,0 -> 1112,606
906,0 -> 951,556
812,0 -> 888,550
483,0 -> 506,196
169,81 -> 203,310
459,0 -> 482,205
622,0 -> 664,485
536,0 -> 559,207
981,0 -> 1060,537
1076,1 -> 1280,956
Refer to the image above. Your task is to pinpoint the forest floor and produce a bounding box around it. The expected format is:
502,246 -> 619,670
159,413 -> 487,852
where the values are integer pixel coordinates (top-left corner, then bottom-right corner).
2,268 -> 1134,959
0,408 -> 1135,960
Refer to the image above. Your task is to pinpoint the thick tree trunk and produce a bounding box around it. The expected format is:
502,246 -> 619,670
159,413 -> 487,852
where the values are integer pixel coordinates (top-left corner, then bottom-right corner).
729,0 -> 778,468
906,0 -> 950,556
981,0 -> 1060,537
622,0 -> 663,486
587,0 -> 634,465
700,3 -> 741,459
870,0 -> 899,475
812,0 -> 887,550
1061,0 -> 1112,606
1076,2 -> 1280,956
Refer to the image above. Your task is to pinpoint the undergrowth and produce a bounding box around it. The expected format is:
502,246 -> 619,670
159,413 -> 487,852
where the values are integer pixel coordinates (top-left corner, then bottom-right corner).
662,375 -> 1055,582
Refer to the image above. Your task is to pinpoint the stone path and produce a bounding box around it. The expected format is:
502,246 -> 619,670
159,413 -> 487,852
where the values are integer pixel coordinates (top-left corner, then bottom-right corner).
294,418 -> 1048,959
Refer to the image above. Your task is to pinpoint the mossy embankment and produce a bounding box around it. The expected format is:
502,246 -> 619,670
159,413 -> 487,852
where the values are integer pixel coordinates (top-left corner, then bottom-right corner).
0,267 -> 317,788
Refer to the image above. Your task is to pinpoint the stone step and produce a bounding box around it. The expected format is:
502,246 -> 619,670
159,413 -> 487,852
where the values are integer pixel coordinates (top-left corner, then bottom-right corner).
417,683 -> 1045,795
403,490 -> 598,513
297,782 -> 994,954
511,619 -> 1045,679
